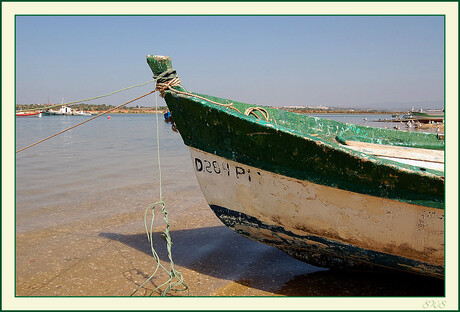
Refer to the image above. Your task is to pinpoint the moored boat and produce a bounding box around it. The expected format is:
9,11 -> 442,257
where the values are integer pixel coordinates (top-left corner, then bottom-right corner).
410,109 -> 444,123
72,110 -> 92,116
147,55 -> 445,278
16,111 -> 42,117
43,106 -> 92,116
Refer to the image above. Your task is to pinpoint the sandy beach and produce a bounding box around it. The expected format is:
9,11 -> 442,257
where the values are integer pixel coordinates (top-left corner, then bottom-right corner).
16,183 -> 443,297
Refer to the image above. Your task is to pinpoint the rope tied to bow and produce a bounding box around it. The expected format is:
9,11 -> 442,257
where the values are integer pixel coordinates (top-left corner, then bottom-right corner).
132,200 -> 188,296
155,77 -> 182,96
131,80 -> 189,297
154,69 -> 270,120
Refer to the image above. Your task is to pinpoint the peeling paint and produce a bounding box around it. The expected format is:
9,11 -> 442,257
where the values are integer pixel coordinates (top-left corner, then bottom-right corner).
191,148 -> 444,278
210,204 -> 443,278
163,90 -> 444,208
146,56 -> 445,277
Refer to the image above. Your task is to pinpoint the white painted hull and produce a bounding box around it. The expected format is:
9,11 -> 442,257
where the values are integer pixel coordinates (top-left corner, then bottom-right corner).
189,147 -> 444,277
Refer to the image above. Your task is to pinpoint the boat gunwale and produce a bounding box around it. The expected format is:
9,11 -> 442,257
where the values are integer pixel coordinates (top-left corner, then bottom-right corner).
164,89 -> 445,179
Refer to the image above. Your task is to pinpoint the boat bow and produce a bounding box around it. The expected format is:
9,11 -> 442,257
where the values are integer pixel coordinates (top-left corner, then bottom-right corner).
146,55 -> 444,278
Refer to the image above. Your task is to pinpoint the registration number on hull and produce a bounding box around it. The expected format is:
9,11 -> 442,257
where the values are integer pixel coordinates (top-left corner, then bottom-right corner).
193,157 -> 260,182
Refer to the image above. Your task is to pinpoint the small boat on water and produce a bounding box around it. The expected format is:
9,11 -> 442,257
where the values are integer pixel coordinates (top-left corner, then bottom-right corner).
43,106 -> 92,116
16,111 -> 42,117
147,55 -> 445,278
72,110 -> 92,116
409,109 -> 444,123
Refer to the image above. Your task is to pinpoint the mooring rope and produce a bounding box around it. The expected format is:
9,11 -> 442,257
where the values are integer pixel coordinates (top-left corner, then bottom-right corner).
15,91 -> 155,153
16,79 -> 156,112
155,70 -> 268,119
17,77 -> 187,295
244,107 -> 269,122
17,69 -> 267,296
131,83 -> 189,297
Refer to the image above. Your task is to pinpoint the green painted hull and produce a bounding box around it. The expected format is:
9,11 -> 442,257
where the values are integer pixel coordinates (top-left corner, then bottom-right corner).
161,91 -> 444,209
146,55 -> 444,277
410,111 -> 444,123
411,111 -> 444,118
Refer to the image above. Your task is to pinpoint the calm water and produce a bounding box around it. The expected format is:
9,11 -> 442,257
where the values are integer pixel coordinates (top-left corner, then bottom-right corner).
15,113 -> 444,297
16,114 -> 195,233
15,113 -> 393,231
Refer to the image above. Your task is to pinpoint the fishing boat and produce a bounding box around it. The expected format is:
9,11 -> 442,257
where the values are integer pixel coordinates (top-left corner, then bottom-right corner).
53,105 -> 73,115
147,55 -> 445,278
16,111 -> 42,117
72,110 -> 92,116
43,106 -> 91,116
409,109 -> 444,123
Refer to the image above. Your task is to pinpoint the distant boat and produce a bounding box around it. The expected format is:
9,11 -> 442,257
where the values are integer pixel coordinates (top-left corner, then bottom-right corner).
72,110 -> 92,116
147,55 -> 444,278
55,105 -> 72,115
16,111 -> 42,117
43,106 -> 91,116
410,109 -> 444,123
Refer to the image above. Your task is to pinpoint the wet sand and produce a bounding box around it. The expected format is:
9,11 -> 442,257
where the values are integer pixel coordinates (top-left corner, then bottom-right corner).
16,183 -> 444,297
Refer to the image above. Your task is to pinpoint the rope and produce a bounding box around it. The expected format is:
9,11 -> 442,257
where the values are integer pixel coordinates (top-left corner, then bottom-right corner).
15,91 -> 155,153
16,79 -> 155,112
17,77 -> 188,295
131,84 -> 188,297
156,72 -> 269,119
244,107 -> 269,122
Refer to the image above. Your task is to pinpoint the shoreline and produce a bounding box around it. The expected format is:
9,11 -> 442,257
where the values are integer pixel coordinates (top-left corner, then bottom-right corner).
16,104 -> 410,115
77,109 -> 405,115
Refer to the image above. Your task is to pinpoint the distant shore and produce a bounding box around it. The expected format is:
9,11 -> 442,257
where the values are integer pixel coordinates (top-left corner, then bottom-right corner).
279,109 -> 405,115
16,104 -> 406,115
93,109 -> 405,115
100,108 -> 168,114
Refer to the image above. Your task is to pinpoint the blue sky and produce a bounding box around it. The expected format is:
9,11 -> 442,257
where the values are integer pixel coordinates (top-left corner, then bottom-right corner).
15,15 -> 444,110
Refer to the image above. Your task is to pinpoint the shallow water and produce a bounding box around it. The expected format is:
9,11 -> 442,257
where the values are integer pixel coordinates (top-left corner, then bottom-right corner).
16,114 -> 194,232
15,113 -> 444,298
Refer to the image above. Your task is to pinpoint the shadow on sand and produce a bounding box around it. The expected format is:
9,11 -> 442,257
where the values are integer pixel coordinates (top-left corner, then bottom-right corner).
100,226 -> 444,296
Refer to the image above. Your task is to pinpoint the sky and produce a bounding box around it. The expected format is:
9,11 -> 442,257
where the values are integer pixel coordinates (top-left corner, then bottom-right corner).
15,15 -> 445,110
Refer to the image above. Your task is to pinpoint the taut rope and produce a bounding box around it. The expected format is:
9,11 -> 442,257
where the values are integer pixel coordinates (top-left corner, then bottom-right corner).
15,91 -> 155,153
155,70 -> 269,121
16,79 -> 156,112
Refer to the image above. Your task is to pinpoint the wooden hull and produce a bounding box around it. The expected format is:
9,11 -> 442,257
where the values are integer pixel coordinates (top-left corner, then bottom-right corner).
413,116 -> 444,123
190,148 -> 444,278
146,55 -> 445,278
410,111 -> 444,123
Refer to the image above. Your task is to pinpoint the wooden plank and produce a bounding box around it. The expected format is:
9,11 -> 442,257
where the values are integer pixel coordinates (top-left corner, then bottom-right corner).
343,140 -> 444,164
379,156 -> 444,172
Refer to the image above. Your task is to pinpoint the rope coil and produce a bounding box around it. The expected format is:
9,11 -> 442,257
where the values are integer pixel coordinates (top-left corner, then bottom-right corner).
17,69 -> 269,295
17,78 -> 188,295
244,107 -> 269,122
131,81 -> 189,296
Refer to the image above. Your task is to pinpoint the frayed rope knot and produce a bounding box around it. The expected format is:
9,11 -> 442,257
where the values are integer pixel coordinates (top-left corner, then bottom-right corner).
153,69 -> 182,97
155,77 -> 181,97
